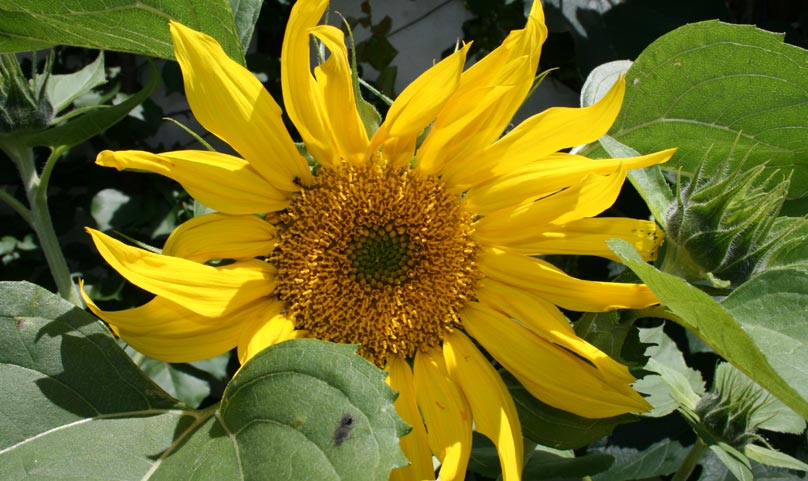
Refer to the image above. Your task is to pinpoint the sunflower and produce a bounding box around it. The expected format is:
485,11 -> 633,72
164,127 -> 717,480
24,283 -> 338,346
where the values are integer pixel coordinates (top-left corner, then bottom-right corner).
82,1 -> 675,479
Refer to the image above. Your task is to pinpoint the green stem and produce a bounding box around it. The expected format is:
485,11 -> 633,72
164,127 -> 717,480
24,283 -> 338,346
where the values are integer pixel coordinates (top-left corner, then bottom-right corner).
672,440 -> 709,481
3,142 -> 81,306
0,187 -> 33,226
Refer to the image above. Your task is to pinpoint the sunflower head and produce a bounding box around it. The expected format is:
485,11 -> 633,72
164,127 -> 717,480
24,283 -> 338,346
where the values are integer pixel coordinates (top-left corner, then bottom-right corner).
272,160 -> 479,366
83,1 -> 678,480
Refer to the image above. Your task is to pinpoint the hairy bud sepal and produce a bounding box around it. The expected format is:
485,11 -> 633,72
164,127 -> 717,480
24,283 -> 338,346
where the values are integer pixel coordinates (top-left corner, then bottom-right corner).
663,155 -> 790,286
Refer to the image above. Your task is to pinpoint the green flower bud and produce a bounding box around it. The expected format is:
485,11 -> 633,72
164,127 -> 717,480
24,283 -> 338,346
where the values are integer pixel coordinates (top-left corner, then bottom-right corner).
664,157 -> 790,286
0,53 -> 53,134
695,363 -> 769,449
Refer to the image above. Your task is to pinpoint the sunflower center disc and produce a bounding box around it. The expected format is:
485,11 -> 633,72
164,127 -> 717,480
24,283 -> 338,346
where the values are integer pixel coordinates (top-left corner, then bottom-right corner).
273,161 -> 479,366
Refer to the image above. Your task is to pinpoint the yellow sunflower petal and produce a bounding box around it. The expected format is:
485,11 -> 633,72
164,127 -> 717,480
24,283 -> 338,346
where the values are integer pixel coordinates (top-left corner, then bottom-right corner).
310,24 -> 369,162
236,305 -> 297,364
169,21 -> 310,191
370,43 -> 471,155
386,356 -> 435,481
461,302 -> 651,418
96,150 -> 290,215
475,280 -> 635,384
462,149 -> 676,213
443,330 -> 523,481
282,0 -> 367,167
87,228 -> 276,318
163,213 -> 277,263
413,349 -> 472,481
478,247 -> 658,311
417,1 -> 547,176
494,217 -> 662,261
80,282 -> 264,362
443,78 -> 625,189
475,277 -> 574,336
474,166 -> 627,241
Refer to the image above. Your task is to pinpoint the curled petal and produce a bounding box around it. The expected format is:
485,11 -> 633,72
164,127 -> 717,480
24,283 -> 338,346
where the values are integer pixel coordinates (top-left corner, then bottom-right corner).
417,1 -> 547,176
474,165 -> 628,240
282,1 -> 368,167
163,213 -> 277,263
478,247 -> 658,311
96,149 -> 290,215
462,149 -> 675,214
475,279 -> 636,384
461,302 -> 651,418
87,228 -> 276,318
386,356 -> 435,481
310,25 -> 369,163
474,277 -> 574,336
490,217 -> 663,261
81,281 -> 276,362
413,349 -> 472,481
370,43 -> 470,156
443,330 -> 523,481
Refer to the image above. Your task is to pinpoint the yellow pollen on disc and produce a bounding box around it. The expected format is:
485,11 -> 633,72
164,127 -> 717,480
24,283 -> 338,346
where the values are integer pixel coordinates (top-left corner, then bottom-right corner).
272,161 -> 479,366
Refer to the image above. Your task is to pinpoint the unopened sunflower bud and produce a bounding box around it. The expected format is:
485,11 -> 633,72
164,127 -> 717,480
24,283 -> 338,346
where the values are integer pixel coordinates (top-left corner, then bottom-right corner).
0,53 -> 53,134
695,363 -> 768,449
664,157 -> 789,286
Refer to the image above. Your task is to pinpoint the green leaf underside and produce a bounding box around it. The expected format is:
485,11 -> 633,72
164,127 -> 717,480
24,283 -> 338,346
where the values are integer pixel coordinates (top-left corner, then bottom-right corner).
46,53 -> 107,114
0,282 -> 406,481
607,241 -> 808,422
594,21 -> 808,199
228,0 -> 263,53
722,268 -> 808,411
598,135 -> 673,229
701,450 -> 806,481
592,440 -> 690,481
0,0 -> 244,64
13,60 -> 159,149
633,326 -> 705,417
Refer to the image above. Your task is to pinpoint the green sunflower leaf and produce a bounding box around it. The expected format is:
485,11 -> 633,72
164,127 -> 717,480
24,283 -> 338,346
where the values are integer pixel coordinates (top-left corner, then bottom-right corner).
0,281 -> 407,481
16,61 -> 159,149
468,433 -> 614,480
721,267 -> 808,430
701,449 -> 806,481
45,53 -> 106,114
133,351 -> 230,409
0,0 -> 245,64
608,240 -> 808,422
591,439 -> 690,481
206,338 -> 409,481
744,444 -> 808,473
588,21 -> 808,199
0,281 -> 182,479
229,0 -> 263,53
633,325 -> 705,417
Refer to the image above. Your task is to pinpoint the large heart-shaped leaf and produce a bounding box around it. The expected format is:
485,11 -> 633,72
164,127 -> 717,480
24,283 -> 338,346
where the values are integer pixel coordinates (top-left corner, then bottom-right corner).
0,282 -> 407,480
588,21 -> 808,199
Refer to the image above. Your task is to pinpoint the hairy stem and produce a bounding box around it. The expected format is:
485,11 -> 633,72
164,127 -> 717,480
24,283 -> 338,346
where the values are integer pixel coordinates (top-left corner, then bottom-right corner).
672,439 -> 708,481
4,142 -> 81,305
